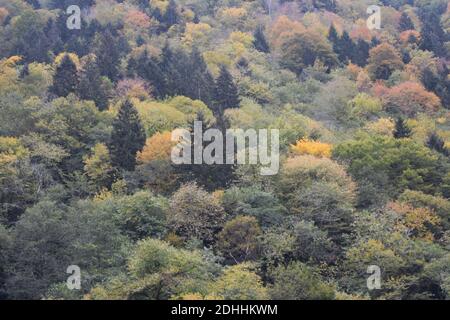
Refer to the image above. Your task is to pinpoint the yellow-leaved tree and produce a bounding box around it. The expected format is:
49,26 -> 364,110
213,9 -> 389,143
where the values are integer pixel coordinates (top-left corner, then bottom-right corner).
290,139 -> 332,158
387,202 -> 441,241
84,143 -> 114,190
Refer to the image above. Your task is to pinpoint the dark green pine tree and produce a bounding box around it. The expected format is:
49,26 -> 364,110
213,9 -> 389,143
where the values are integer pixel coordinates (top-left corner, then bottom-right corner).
162,0 -> 179,30
419,11 -> 446,57
160,47 -> 191,98
337,31 -> 354,63
137,50 -> 167,98
188,48 -> 215,105
152,7 -> 163,23
108,99 -> 146,171
253,27 -> 270,53
50,54 -> 79,97
328,24 -> 339,53
44,17 -> 63,54
77,55 -> 111,111
174,112 -> 236,191
393,117 -> 412,139
353,39 -> 370,67
398,12 -> 414,31
159,43 -> 179,95
431,66 -> 450,109
437,66 -> 450,109
427,132 -> 449,156
421,67 -> 439,92
213,66 -> 240,131
214,66 -> 240,109
136,35 -> 145,46
93,29 -> 124,81
370,36 -> 381,48
19,63 -> 29,79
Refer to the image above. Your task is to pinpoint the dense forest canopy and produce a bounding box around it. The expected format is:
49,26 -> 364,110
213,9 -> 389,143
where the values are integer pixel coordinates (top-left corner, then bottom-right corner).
0,0 -> 450,300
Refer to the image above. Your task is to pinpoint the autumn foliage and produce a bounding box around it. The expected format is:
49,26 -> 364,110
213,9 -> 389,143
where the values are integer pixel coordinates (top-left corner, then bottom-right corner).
291,139 -> 332,158
374,81 -> 441,116
387,201 -> 440,240
2,0 -> 450,302
137,131 -> 174,164
367,43 -> 404,80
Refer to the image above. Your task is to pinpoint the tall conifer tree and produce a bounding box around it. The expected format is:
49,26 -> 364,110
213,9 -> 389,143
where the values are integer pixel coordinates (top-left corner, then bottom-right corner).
353,39 -> 370,67
173,112 -> 235,191
108,99 -> 146,171
253,27 -> 270,53
162,0 -> 178,30
51,54 -> 79,97
399,12 -> 414,31
328,24 -> 339,48
93,29 -> 126,81
337,31 -> 354,63
427,132 -> 449,156
393,118 -> 412,139
189,48 -> 215,105
420,10 -> 446,57
77,54 -> 111,111
213,66 -> 240,131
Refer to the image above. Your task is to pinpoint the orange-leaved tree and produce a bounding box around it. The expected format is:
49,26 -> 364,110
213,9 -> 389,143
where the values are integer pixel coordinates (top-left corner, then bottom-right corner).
374,81 -> 441,116
137,131 -> 175,164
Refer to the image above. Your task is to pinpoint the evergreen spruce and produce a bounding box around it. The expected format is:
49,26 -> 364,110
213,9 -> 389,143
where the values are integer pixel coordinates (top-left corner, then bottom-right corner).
50,54 -> 79,97
134,50 -> 167,98
427,132 -> 449,156
370,37 -> 381,48
189,48 -> 215,105
44,18 -> 63,54
337,31 -> 354,63
328,24 -> 339,46
77,54 -> 111,111
399,12 -> 414,31
253,27 -> 270,53
420,67 -> 450,110
159,43 -> 178,95
328,24 -> 339,57
393,117 -> 412,139
108,99 -> 146,171
93,29 -> 124,81
213,66 -> 240,131
162,0 -> 179,30
401,49 -> 412,64
172,49 -> 193,97
152,7 -> 163,23
19,63 -> 29,79
174,112 -> 235,191
353,39 -> 370,67
420,11 -> 446,57
421,67 -> 439,92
